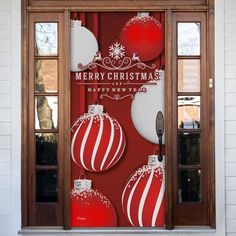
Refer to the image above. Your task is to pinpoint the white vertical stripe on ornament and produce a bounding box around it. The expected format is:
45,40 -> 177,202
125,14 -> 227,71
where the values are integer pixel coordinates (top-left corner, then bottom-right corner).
127,172 -> 144,226
80,116 -> 94,170
138,167 -> 154,227
91,114 -> 103,171
71,119 -> 84,167
151,167 -> 165,226
100,116 -> 114,170
106,124 -> 124,168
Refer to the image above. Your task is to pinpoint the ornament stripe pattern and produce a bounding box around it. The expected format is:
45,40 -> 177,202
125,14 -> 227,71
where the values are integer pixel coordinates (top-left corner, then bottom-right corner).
71,107 -> 126,172
100,116 -> 114,170
138,167 -> 154,226
91,114 -> 103,171
122,163 -> 165,227
152,170 -> 165,226
80,115 -> 94,170
126,172 -> 144,226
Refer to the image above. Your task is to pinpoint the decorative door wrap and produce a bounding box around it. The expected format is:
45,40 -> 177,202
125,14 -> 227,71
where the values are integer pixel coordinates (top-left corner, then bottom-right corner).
70,12 -> 165,227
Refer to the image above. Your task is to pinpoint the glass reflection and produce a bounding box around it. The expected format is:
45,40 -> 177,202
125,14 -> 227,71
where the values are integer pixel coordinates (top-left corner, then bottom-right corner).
36,170 -> 58,202
178,22 -> 200,56
35,60 -> 58,93
178,133 -> 200,165
178,96 -> 200,129
178,169 -> 201,203
35,23 -> 58,56
35,96 -> 58,129
36,133 -> 57,165
178,59 -> 200,92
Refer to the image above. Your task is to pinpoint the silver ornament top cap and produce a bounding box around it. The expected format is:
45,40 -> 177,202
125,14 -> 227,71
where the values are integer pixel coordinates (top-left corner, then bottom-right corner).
74,179 -> 92,191
137,12 -> 149,17
88,104 -> 104,115
148,155 -> 165,168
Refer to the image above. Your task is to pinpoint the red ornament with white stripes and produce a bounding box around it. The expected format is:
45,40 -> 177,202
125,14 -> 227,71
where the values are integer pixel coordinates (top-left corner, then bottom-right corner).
122,155 -> 165,227
71,104 -> 126,172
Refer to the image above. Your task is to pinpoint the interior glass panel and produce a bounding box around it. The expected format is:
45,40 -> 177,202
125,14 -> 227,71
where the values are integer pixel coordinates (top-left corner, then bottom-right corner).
35,59 -> 58,93
178,169 -> 201,203
36,170 -> 58,202
36,133 -> 58,165
178,96 -> 200,129
35,23 -> 58,56
178,133 -> 200,165
35,96 -> 58,129
178,22 -> 200,56
178,59 -> 200,92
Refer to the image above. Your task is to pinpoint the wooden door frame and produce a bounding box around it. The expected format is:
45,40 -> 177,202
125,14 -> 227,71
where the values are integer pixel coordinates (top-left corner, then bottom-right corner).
21,0 -> 215,230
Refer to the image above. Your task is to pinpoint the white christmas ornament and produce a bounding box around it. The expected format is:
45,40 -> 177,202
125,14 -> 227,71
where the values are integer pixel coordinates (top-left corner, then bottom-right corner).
71,20 -> 99,72
131,76 -> 165,144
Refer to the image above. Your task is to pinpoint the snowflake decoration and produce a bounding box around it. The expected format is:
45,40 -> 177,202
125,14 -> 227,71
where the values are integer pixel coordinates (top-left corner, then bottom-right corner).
109,42 -> 125,61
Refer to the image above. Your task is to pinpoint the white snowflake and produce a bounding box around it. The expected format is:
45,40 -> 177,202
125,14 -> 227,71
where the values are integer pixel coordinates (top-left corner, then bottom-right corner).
109,42 -> 125,61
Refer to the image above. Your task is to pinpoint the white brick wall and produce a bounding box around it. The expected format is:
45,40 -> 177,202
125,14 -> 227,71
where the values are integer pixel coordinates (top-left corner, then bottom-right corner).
225,0 -> 236,235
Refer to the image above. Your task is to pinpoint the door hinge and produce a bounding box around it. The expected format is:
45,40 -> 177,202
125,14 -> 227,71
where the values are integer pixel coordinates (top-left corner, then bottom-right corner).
209,78 -> 214,88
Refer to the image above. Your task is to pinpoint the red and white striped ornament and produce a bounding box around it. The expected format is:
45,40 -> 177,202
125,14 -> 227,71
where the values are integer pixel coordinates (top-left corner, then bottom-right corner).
122,155 -> 165,227
71,104 -> 126,172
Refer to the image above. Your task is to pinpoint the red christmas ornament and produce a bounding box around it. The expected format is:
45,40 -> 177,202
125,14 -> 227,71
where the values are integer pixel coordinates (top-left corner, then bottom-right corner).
71,179 -> 117,227
122,155 -> 165,227
71,104 -> 126,172
120,15 -> 164,62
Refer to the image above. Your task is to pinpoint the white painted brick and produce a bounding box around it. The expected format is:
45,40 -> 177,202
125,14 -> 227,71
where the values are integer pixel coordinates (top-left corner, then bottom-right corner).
0,188 -> 10,202
0,53 -> 10,66
226,10 -> 236,24
226,37 -> 236,51
0,12 -> 10,25
225,93 -> 236,106
0,122 -> 10,135
226,191 -> 236,204
0,95 -> 11,108
226,162 -> 236,176
226,0 -> 236,10
225,65 -> 236,78
226,121 -> 236,134
0,109 -> 10,121
0,163 -> 10,175
225,24 -> 236,37
227,219 -> 236,232
0,3 -> 10,11
0,136 -> 10,149
226,177 -> 236,190
0,81 -> 11,94
0,175 -> 10,188
0,216 -> 11,230
226,79 -> 236,92
0,67 -> 10,80
226,205 -> 236,218
226,149 -> 236,162
0,25 -> 10,39
0,202 -> 10,215
226,51 -> 236,65
0,39 -> 10,53
0,149 -> 10,163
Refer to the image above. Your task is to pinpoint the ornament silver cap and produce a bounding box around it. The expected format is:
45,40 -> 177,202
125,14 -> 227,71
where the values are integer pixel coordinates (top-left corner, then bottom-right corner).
148,154 -> 165,168
88,104 -> 104,115
74,179 -> 92,191
137,12 -> 149,17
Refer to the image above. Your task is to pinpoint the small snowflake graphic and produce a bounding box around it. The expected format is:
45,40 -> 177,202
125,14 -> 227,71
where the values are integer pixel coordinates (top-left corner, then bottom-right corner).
109,42 -> 125,61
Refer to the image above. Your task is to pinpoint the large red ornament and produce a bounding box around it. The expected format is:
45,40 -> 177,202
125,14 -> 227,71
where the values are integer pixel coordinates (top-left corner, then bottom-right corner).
71,104 -> 126,172
71,179 -> 117,227
120,15 -> 164,62
122,155 -> 165,227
